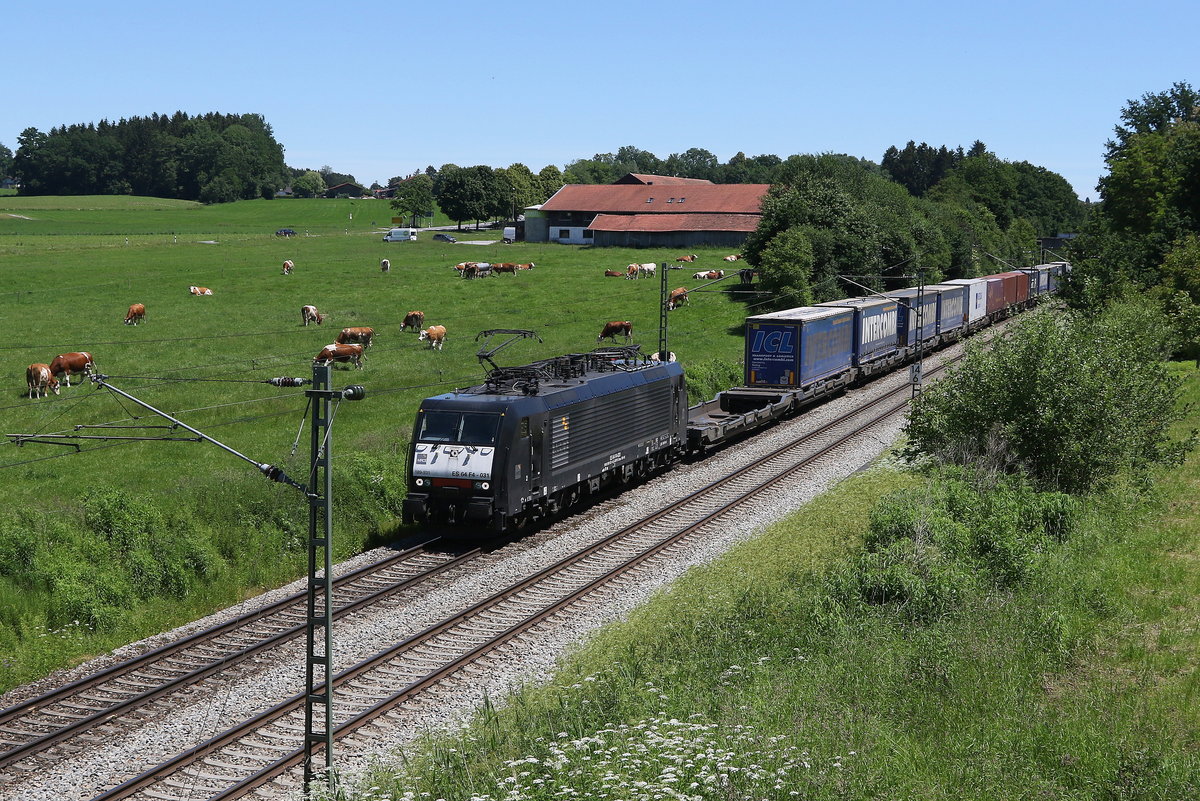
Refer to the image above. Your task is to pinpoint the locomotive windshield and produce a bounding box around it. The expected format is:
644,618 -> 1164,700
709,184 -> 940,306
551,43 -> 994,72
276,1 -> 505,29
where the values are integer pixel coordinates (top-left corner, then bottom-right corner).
416,411 -> 500,445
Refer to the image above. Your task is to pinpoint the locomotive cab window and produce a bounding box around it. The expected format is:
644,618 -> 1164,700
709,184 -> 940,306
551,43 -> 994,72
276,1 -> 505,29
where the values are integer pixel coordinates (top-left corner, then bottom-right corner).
416,411 -> 500,445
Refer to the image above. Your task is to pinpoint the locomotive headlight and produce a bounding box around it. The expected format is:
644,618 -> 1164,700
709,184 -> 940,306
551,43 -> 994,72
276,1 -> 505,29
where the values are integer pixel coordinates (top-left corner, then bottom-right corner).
415,478 -> 425,487
481,481 -> 490,490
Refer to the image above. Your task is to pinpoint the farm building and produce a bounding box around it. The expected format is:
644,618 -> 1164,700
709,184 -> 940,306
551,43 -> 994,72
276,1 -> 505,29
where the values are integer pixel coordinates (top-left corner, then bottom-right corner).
530,178 -> 769,247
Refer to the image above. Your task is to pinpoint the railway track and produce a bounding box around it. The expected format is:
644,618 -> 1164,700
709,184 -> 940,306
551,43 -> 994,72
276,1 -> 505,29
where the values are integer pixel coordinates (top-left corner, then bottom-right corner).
0,538 -> 485,773
85,359 -> 954,800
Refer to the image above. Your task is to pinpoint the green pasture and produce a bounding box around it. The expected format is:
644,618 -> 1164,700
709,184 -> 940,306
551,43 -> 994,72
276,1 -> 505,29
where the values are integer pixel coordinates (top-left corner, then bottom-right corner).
1,199 -> 752,511
0,195 -> 458,240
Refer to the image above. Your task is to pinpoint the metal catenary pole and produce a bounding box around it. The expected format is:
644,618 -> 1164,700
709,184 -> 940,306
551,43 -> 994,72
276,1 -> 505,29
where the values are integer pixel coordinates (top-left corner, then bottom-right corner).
304,362 -> 336,793
658,262 -> 669,361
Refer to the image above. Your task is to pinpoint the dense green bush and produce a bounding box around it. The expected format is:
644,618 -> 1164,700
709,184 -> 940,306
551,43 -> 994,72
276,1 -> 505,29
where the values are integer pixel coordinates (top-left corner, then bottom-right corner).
904,302 -> 1195,493
829,472 -> 1082,621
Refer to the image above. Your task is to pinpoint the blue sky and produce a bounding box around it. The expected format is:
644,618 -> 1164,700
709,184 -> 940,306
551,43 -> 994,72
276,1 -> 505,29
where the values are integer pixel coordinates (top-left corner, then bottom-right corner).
4,0 -> 1195,201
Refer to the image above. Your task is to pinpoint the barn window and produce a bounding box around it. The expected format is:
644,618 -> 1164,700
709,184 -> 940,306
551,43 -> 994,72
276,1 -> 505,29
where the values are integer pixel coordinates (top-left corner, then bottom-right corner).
559,229 -> 570,238
583,229 -> 593,239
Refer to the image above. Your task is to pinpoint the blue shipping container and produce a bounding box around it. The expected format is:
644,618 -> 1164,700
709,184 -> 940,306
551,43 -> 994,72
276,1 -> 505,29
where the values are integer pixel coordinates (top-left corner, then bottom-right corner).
745,306 -> 854,388
814,296 -> 899,366
926,284 -> 967,334
883,288 -> 939,346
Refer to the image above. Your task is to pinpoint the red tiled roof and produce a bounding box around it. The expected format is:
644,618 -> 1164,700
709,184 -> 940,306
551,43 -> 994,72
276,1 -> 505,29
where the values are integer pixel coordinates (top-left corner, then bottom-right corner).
588,213 -> 761,233
541,184 -> 769,214
617,173 -> 714,185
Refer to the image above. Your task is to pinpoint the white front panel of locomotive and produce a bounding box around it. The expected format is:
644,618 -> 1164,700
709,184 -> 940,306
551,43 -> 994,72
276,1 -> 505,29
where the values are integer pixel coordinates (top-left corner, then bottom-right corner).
412,444 -> 495,480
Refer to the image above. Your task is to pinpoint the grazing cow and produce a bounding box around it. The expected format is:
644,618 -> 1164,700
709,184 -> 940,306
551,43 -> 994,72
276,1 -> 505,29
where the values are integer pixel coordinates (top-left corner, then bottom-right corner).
724,254 -> 743,262
604,270 -> 625,278
419,325 -> 447,350
189,286 -> 213,295
666,288 -> 689,311
675,254 -> 698,263
314,343 -> 364,369
380,258 -> 390,273
516,263 -> 536,270
402,310 -> 426,332
638,263 -> 656,277
738,268 -> 757,284
282,259 -> 294,275
626,263 -> 640,279
124,303 -> 146,325
597,321 -> 634,343
461,263 -> 479,279
26,363 -> 59,399
49,352 -> 94,386
336,326 -> 375,347
301,305 -> 325,326
493,263 -> 518,274
454,261 -> 478,272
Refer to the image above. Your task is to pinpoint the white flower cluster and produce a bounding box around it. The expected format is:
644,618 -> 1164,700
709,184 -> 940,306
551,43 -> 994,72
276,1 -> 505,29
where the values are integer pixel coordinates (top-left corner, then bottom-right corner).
433,714 -> 848,801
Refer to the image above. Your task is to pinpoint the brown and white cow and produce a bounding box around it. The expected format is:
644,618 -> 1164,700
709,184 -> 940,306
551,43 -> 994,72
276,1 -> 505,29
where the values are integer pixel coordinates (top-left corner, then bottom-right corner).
26,363 -> 59,398
604,270 -> 625,278
666,288 -> 689,311
49,352 -> 94,386
301,305 -> 325,326
189,286 -> 213,295
124,303 -> 146,325
692,271 -> 709,280
516,262 -> 536,270
418,325 -> 447,350
336,326 -> 375,347
597,321 -> 633,343
724,254 -> 743,262
402,310 -> 426,332
492,263 -> 518,274
314,343 -> 364,369
626,263 -> 640,279
380,258 -> 390,273
675,254 -> 698,263
282,259 -> 294,275
706,270 -> 725,280
454,261 -> 478,272
649,351 -> 676,363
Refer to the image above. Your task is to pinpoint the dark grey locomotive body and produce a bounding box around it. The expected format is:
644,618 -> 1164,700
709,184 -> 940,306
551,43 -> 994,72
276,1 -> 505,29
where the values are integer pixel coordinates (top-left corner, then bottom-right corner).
403,352 -> 687,532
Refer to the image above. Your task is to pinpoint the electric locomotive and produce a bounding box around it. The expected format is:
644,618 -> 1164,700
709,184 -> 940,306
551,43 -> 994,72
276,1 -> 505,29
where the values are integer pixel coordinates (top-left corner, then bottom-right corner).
403,349 -> 687,532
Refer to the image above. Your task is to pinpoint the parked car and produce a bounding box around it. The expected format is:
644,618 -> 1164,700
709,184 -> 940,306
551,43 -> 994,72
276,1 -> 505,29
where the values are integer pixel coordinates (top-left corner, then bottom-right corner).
432,233 -> 457,243
275,228 -> 297,237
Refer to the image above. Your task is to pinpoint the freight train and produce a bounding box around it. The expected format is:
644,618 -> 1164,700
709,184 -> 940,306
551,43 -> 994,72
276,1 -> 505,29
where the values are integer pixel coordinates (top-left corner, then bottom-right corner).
401,263 -> 1069,532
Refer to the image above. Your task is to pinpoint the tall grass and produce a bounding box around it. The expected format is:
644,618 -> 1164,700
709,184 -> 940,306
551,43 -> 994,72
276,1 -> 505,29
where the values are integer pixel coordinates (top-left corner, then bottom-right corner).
0,196 -> 757,691
351,366 -> 1200,800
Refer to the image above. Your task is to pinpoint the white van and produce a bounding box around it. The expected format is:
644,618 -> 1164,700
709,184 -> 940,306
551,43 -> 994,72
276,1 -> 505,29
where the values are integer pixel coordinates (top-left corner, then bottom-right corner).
383,228 -> 418,242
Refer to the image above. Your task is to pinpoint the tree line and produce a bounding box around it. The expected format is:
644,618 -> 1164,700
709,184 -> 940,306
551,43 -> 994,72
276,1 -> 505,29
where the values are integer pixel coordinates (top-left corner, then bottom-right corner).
8,112 -> 288,202
1063,81 -> 1200,359
740,145 -> 1084,306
